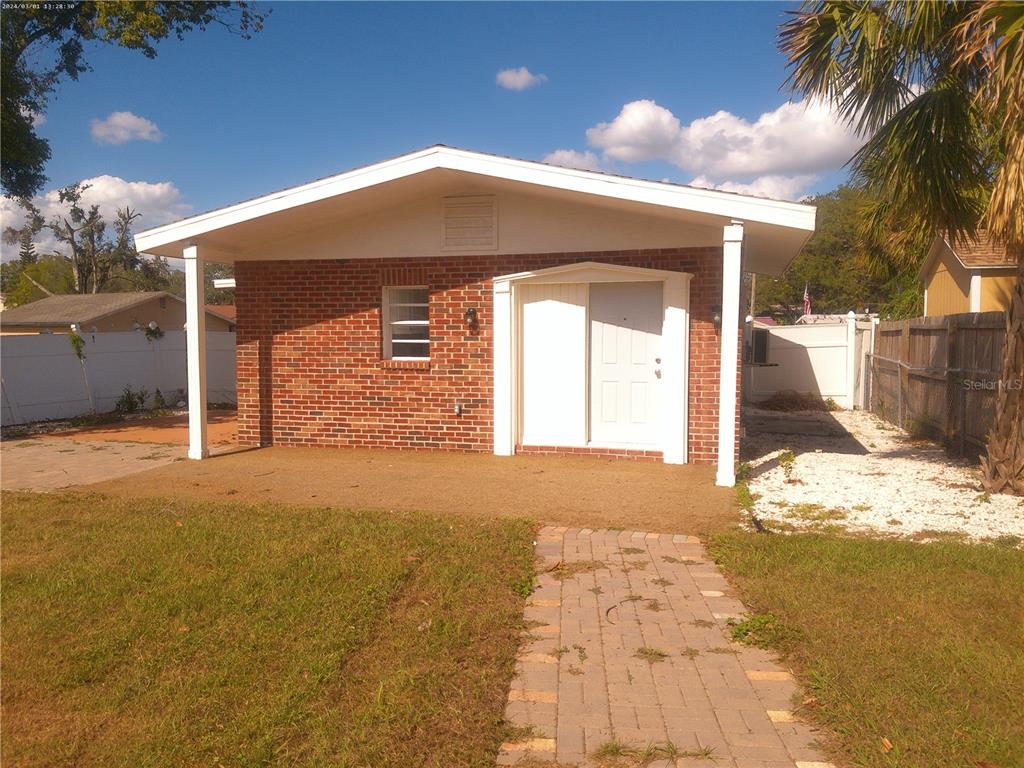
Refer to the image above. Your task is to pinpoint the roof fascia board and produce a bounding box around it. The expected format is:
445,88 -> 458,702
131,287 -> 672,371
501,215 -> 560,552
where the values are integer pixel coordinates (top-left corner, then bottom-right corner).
136,147 -> 815,253
135,149 -> 440,252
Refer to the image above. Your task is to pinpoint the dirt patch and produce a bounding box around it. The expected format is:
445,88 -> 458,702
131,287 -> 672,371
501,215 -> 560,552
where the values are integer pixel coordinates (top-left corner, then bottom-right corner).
45,411 -> 237,446
78,446 -> 738,534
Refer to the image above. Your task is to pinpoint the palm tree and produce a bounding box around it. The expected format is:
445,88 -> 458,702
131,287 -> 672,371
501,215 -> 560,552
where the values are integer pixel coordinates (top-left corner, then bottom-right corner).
781,1 -> 1023,494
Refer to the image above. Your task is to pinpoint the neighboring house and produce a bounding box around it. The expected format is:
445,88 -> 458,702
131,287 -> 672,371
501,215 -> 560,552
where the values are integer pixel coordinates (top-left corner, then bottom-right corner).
134,145 -> 817,486
920,231 -> 1019,316
206,304 -> 237,331
0,291 -> 235,335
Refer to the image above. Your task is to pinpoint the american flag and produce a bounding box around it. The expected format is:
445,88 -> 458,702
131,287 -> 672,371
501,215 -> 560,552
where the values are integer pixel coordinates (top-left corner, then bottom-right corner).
803,283 -> 812,316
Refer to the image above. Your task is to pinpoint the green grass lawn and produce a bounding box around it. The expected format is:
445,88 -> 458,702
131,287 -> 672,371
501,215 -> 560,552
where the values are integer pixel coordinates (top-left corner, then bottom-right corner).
710,532 -> 1024,768
0,491 -> 536,767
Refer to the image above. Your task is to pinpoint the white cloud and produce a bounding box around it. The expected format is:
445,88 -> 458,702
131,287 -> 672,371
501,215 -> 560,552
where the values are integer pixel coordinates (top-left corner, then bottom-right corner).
689,173 -> 819,202
496,66 -> 548,91
1,175 -> 190,261
90,111 -> 164,145
542,149 -> 603,172
586,100 -> 683,164
584,97 -> 864,199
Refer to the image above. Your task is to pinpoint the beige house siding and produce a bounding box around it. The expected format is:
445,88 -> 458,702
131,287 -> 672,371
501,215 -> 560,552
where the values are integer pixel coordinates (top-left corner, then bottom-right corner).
924,260 -> 970,316
980,273 -> 1016,312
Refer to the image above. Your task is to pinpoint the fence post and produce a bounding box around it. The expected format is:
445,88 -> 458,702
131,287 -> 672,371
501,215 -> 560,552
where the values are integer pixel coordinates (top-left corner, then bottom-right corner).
900,319 -> 912,429
845,311 -> 857,409
897,363 -> 903,427
944,314 -> 958,450
868,317 -> 879,410
959,383 -> 967,457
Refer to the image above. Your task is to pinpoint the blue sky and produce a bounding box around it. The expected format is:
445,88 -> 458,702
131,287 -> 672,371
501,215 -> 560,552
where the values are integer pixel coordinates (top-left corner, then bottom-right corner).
7,2 -> 864,255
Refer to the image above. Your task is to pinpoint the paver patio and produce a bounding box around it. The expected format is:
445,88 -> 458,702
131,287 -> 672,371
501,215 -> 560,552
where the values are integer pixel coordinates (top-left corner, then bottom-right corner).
499,527 -> 833,768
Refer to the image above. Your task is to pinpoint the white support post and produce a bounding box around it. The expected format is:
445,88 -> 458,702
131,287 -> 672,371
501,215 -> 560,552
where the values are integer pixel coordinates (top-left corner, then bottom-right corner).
845,310 -> 857,409
968,272 -> 982,312
716,222 -> 743,487
183,245 -> 209,459
492,280 -> 514,456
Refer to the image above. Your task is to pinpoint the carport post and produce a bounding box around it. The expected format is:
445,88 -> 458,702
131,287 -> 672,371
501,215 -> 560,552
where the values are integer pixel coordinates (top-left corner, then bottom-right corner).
183,245 -> 209,459
716,221 -> 743,487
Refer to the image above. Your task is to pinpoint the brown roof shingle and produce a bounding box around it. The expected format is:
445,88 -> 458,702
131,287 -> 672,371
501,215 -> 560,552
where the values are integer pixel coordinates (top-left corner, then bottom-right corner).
948,231 -> 1018,268
0,292 -> 177,326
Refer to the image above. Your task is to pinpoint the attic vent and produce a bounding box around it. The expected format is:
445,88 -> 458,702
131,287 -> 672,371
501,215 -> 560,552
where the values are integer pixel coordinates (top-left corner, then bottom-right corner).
442,195 -> 497,251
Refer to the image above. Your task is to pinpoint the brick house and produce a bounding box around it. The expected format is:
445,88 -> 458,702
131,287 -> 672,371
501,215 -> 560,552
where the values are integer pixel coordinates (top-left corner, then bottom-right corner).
135,147 -> 816,486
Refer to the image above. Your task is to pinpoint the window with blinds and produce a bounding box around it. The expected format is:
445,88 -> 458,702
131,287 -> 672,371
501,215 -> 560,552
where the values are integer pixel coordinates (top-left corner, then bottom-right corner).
382,286 -> 429,360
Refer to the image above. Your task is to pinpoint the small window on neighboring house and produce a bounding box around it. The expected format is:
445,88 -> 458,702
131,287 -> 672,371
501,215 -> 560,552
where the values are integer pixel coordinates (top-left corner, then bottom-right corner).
159,297 -> 167,310
382,286 -> 429,360
750,328 -> 770,364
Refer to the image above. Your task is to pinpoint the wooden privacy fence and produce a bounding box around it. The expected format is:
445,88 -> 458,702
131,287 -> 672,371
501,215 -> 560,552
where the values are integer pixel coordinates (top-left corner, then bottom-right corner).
867,312 -> 1007,456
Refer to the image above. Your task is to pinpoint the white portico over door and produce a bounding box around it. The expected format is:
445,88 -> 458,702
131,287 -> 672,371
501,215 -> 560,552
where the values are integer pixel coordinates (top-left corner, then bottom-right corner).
492,262 -> 692,464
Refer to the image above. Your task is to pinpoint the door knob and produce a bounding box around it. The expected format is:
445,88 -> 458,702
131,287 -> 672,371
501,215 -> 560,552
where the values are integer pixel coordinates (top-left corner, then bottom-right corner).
655,369 -> 662,379
655,357 -> 661,364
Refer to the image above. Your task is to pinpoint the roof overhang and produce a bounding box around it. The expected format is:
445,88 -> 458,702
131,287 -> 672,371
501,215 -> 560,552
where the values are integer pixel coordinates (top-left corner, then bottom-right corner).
135,145 -> 816,275
919,234 -> 1019,280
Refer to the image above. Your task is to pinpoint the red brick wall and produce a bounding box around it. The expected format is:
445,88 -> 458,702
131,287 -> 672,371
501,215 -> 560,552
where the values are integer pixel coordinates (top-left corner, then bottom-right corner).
234,248 -> 741,464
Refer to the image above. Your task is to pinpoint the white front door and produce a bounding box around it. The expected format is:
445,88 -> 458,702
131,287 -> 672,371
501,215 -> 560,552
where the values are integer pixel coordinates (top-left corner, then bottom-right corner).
589,281 -> 663,447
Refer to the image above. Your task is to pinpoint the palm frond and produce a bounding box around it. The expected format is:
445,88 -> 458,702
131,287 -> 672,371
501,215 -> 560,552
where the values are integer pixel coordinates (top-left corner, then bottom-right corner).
781,2 -> 912,134
851,75 -> 990,244
955,1 -> 1024,246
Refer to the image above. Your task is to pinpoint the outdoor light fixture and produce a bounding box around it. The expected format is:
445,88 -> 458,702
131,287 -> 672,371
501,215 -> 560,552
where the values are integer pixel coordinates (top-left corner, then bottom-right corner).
712,305 -> 723,328
464,307 -> 478,326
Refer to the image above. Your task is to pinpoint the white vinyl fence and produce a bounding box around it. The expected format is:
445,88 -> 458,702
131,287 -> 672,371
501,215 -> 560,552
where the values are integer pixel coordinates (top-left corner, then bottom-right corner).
1,331 -> 235,425
743,314 -> 876,409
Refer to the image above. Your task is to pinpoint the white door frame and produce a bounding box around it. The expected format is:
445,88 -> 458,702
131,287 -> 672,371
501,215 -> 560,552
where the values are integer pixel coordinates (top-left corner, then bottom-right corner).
492,261 -> 692,464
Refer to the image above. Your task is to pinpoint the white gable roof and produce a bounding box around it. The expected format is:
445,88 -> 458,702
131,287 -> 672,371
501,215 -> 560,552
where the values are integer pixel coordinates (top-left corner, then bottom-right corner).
135,145 -> 816,273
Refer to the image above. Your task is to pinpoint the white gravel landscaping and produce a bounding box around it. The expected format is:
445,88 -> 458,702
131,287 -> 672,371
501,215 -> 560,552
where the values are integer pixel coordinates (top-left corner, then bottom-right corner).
742,408 -> 1024,542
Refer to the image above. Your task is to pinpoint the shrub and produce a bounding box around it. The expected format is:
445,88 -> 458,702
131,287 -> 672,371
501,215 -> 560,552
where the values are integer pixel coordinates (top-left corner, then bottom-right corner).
114,385 -> 149,414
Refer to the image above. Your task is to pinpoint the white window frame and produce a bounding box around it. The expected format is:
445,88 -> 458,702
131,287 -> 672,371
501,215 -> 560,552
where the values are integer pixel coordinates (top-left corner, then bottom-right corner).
382,285 -> 430,360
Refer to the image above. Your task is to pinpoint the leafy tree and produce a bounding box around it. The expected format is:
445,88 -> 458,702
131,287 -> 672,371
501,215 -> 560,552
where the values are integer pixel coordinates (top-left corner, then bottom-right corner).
1,199 -> 45,300
17,227 -> 37,264
1,190 -> 188,304
782,1 -> 1023,493
1,2 -> 266,198
47,183 -> 143,294
754,185 -> 924,321
2,255 -> 76,308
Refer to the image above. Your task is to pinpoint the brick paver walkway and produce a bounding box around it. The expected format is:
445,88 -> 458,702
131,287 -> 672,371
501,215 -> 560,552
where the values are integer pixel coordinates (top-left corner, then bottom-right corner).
498,527 -> 834,768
